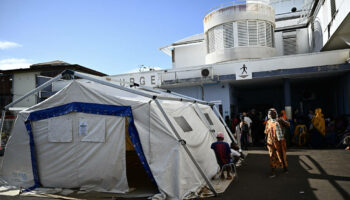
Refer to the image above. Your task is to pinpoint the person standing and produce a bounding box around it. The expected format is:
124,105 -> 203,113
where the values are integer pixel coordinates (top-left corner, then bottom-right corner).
279,110 -> 291,146
242,112 -> 253,144
265,108 -> 288,177
310,108 -> 326,148
240,116 -> 249,150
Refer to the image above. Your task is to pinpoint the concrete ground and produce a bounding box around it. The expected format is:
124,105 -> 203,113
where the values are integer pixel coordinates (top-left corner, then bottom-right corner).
208,148 -> 350,200
0,148 -> 349,200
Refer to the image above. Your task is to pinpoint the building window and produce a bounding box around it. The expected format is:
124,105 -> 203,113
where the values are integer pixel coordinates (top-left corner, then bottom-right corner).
330,0 -> 336,18
238,20 -> 274,47
266,22 -> 273,47
171,49 -> 175,63
238,21 -> 248,46
258,21 -> 266,46
207,22 -> 235,53
208,20 -> 275,51
207,28 -> 216,53
174,116 -> 193,132
248,21 -> 258,46
283,31 -> 297,55
224,23 -> 234,48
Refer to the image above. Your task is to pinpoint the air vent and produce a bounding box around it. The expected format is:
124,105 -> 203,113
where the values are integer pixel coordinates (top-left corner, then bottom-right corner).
201,68 -> 210,77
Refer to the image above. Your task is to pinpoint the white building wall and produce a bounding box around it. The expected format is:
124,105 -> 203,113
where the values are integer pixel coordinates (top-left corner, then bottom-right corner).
13,72 -> 38,107
169,86 -> 203,100
296,28 -> 310,54
168,82 -> 232,117
274,32 -> 284,56
203,83 -> 231,117
315,0 -> 350,48
271,0 -> 306,14
173,43 -> 206,69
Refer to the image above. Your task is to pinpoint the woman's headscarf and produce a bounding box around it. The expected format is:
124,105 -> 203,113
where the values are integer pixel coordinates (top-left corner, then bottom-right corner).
312,108 -> 325,136
267,108 -> 278,120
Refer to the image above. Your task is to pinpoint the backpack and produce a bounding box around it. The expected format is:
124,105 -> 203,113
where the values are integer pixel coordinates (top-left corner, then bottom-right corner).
242,122 -> 249,133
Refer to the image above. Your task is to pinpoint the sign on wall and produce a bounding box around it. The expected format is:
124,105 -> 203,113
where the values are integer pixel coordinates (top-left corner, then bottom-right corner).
235,64 -> 252,80
108,72 -> 161,87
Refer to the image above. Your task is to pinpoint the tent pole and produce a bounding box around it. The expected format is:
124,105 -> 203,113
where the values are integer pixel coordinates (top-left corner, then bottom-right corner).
139,85 -> 216,139
136,85 -> 232,143
1,73 -> 63,148
153,98 -> 218,196
4,74 -> 63,111
136,86 -> 217,139
0,110 -> 6,147
70,70 -> 212,105
0,110 -> 5,134
137,85 -> 213,106
212,106 -> 237,144
68,71 -> 155,98
67,70 -> 218,195
67,70 -> 235,146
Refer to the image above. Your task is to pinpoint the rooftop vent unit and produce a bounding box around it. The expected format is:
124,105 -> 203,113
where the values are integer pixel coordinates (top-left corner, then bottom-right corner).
204,0 -> 276,64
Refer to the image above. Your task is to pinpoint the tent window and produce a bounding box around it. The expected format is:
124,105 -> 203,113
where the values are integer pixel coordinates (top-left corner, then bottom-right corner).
174,116 -> 193,132
79,117 -> 106,143
204,113 -> 214,125
48,117 -> 73,143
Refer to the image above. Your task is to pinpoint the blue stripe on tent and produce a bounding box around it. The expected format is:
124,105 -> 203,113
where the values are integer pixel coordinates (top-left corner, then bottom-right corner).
24,121 -> 41,191
24,102 -> 158,192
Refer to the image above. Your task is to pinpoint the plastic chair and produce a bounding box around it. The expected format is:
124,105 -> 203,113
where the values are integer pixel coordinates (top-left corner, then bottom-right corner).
215,162 -> 238,181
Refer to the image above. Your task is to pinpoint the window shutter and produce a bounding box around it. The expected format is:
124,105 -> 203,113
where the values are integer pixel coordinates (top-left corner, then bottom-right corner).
207,29 -> 215,53
248,21 -> 258,46
283,31 -> 297,55
258,21 -> 266,46
224,23 -> 234,48
238,21 -> 248,46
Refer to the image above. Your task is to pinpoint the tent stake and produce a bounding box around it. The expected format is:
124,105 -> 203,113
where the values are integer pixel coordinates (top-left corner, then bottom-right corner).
153,98 -> 218,196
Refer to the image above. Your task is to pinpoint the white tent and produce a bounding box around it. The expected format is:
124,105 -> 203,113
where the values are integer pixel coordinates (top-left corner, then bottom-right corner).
0,71 -> 235,199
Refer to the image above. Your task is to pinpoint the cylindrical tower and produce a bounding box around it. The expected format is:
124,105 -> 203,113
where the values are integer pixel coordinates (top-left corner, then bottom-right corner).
204,0 -> 276,64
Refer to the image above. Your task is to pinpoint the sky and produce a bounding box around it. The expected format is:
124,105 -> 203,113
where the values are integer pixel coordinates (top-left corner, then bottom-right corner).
0,0 -> 230,75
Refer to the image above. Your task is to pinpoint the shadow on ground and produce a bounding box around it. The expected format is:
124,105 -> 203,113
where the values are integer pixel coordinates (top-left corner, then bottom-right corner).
207,151 -> 350,200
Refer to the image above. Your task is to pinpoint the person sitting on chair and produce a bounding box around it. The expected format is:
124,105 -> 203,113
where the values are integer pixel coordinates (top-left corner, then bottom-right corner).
211,132 -> 233,180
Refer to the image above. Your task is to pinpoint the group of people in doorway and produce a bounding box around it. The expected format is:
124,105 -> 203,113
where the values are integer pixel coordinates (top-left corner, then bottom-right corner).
212,107 -> 350,179
212,108 -> 350,179
225,107 -> 350,149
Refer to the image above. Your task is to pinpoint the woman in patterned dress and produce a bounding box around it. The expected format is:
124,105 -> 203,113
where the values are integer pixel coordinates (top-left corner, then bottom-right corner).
265,108 -> 288,178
